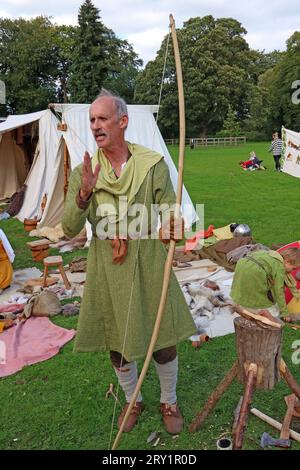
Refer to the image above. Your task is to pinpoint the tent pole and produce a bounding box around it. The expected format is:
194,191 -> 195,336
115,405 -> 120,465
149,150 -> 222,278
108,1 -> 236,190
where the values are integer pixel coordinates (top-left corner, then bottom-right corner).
63,139 -> 69,201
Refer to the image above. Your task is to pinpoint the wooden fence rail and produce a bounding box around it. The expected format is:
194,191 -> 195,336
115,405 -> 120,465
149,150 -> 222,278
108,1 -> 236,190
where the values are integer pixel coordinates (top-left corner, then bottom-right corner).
165,136 -> 246,146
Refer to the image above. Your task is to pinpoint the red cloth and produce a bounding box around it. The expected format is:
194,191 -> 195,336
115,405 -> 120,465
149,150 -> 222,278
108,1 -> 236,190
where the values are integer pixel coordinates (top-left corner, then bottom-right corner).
184,225 -> 215,251
0,303 -> 25,314
241,160 -> 253,168
0,317 -> 76,377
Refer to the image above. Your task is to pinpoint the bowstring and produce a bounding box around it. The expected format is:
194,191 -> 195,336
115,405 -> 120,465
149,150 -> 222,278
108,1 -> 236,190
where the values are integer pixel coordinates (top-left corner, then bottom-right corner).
107,26 -> 171,450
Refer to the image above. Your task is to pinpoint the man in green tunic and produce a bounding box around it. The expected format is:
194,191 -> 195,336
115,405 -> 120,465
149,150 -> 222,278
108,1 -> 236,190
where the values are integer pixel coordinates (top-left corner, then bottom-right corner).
62,89 -> 196,434
230,248 -> 300,319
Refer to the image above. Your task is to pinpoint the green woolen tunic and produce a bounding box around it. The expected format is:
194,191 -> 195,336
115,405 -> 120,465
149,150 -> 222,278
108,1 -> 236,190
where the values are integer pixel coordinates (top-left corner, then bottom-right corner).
62,157 -> 196,361
230,250 -> 288,317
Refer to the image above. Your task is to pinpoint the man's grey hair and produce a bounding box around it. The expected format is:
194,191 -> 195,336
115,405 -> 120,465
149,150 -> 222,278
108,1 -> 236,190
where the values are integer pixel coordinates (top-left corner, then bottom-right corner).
95,88 -> 128,119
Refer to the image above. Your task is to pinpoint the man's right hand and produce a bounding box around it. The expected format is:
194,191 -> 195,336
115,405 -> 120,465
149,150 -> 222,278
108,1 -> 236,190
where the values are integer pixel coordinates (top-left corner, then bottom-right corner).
80,151 -> 101,201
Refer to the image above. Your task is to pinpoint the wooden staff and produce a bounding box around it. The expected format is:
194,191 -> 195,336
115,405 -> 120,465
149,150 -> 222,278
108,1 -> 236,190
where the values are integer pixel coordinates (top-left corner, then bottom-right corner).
112,14 -> 185,450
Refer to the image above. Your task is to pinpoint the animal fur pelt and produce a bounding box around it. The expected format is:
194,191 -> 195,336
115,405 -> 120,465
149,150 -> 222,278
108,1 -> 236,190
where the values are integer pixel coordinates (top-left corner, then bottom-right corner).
181,279 -> 233,332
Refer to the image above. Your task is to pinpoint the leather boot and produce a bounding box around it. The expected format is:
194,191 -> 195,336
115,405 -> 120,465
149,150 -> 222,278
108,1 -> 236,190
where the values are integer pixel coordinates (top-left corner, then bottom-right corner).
160,402 -> 183,434
117,402 -> 145,432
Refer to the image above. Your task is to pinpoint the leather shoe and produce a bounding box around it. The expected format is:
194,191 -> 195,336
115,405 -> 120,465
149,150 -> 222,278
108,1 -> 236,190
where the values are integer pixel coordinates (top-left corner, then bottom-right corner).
117,401 -> 145,432
160,402 -> 184,434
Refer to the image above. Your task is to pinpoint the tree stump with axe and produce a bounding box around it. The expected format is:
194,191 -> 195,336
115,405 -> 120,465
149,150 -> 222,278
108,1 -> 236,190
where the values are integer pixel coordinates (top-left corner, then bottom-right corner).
188,305 -> 300,450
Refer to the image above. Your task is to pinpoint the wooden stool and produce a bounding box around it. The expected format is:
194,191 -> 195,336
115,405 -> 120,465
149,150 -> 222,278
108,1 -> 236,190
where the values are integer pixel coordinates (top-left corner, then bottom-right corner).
43,255 -> 71,289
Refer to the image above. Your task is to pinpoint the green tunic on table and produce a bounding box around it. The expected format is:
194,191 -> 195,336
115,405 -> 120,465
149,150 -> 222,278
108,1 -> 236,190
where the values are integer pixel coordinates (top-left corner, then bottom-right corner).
230,250 -> 288,317
62,155 -> 196,361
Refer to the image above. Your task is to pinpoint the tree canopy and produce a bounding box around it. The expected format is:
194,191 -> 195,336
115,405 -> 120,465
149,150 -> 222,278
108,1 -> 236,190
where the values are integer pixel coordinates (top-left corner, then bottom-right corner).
0,0 -> 141,112
0,4 -> 299,138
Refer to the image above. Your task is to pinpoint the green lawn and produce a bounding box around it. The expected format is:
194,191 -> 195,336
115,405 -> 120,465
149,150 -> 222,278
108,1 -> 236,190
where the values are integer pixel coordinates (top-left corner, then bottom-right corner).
0,142 -> 299,451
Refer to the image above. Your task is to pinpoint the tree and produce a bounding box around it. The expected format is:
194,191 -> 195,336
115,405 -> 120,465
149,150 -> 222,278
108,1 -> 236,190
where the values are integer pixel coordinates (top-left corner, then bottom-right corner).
218,105 -> 241,136
135,16 -> 258,138
69,0 -> 108,102
0,16 -> 60,113
268,32 -> 300,131
102,30 -> 142,103
55,25 -> 77,103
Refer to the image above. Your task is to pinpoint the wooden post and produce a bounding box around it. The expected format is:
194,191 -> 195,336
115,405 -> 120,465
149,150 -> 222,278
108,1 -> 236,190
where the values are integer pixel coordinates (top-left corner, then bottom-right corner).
280,394 -> 297,441
280,359 -> 300,400
232,396 -> 243,435
56,121 -> 69,201
188,361 -> 238,433
233,363 -> 257,450
234,317 -> 282,389
63,141 -> 70,201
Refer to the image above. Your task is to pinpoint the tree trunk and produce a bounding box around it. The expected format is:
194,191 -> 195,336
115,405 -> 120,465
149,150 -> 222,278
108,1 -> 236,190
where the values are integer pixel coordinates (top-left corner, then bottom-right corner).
234,317 -> 282,390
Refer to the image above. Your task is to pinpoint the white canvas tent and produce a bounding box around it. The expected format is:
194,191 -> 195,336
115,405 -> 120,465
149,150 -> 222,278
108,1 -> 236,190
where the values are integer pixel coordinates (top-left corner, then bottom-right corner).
0,109 -> 61,225
282,127 -> 300,178
0,104 -> 197,229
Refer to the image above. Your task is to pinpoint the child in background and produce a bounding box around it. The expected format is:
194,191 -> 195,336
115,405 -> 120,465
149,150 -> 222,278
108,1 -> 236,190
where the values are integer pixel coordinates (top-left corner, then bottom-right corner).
230,248 -> 300,319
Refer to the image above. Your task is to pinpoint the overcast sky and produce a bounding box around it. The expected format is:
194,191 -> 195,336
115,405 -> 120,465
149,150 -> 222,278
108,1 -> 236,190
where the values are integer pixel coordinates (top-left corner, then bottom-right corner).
0,0 -> 299,65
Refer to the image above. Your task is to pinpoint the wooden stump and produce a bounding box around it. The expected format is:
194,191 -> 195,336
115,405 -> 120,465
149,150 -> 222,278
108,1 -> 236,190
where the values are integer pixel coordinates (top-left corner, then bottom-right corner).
234,317 -> 282,390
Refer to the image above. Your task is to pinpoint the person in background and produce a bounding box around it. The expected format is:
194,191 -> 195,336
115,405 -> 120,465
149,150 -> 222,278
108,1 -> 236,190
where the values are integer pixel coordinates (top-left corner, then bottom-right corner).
230,248 -> 300,320
249,151 -> 264,168
268,132 -> 283,172
0,228 -> 15,293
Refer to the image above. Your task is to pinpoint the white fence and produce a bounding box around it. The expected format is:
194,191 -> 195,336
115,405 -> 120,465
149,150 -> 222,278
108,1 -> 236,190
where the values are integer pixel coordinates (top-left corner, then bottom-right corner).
165,136 -> 246,146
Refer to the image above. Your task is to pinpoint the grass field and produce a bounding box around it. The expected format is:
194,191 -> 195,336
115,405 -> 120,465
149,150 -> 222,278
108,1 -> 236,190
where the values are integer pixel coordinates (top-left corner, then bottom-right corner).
0,142 -> 299,451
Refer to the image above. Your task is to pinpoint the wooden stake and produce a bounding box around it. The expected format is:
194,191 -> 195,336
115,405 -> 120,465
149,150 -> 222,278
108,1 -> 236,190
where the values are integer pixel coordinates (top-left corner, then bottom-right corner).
233,363 -> 257,450
280,394 -> 297,441
232,396 -> 243,436
280,359 -> 300,400
188,361 -> 238,433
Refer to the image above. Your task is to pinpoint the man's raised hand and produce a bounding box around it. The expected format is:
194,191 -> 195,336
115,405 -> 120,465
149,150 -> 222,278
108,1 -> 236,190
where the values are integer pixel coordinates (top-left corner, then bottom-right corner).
80,151 -> 101,200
